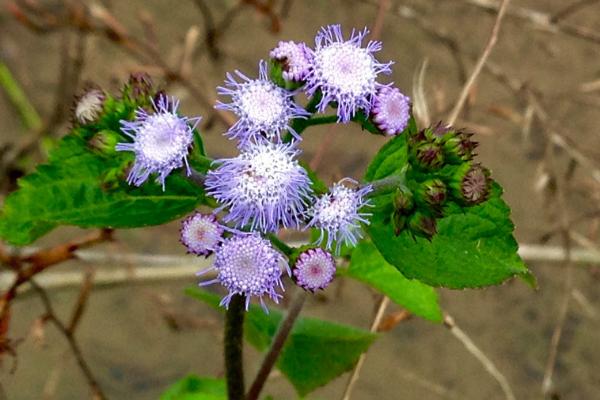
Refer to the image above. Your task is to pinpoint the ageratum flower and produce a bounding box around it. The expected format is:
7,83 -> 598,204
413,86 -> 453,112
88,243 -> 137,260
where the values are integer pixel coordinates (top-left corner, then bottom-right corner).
372,87 -> 411,135
74,86 -> 105,124
293,248 -> 336,291
305,24 -> 392,123
269,41 -> 312,82
180,212 -> 223,257
198,234 -> 287,311
116,95 -> 199,189
216,60 -> 309,145
307,178 -> 372,253
205,142 -> 313,232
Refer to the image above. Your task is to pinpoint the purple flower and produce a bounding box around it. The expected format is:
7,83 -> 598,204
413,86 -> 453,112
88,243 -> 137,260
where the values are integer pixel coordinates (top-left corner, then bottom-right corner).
270,41 -> 313,82
216,60 -> 309,145
293,248 -> 336,291
198,234 -> 288,311
204,142 -> 313,233
372,87 -> 411,135
305,24 -> 392,123
180,212 -> 224,256
116,95 -> 200,189
307,178 -> 373,253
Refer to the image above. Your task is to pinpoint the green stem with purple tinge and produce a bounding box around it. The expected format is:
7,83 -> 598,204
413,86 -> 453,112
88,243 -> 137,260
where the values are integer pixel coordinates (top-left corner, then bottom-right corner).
224,294 -> 246,400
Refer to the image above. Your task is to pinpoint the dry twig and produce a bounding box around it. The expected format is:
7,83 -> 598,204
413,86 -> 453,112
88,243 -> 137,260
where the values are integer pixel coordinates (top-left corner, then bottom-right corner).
447,0 -> 511,125
444,314 -> 516,400
340,296 -> 390,400
30,279 -> 107,400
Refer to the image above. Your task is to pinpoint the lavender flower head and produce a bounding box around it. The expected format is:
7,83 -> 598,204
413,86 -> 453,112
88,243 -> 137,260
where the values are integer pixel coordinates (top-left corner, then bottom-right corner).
198,234 -> 288,311
293,248 -> 336,291
216,60 -> 309,145
308,178 -> 373,253
116,95 -> 199,189
269,41 -> 312,82
180,212 -> 223,256
205,142 -> 313,232
305,25 -> 392,123
372,87 -> 411,135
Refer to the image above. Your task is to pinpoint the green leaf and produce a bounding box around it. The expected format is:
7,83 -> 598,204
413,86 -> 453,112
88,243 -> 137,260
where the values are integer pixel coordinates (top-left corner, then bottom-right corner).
160,375 -> 226,400
364,133 -> 409,182
0,133 -> 206,245
344,241 -> 442,322
367,183 -> 529,288
186,288 -> 377,396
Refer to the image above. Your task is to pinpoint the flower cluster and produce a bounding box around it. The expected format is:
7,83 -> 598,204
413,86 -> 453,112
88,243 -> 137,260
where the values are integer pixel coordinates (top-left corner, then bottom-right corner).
113,24 -> 491,311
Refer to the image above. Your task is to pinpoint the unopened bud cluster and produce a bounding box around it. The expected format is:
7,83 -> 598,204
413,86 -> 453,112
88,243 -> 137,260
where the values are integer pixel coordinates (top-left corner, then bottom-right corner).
390,123 -> 491,239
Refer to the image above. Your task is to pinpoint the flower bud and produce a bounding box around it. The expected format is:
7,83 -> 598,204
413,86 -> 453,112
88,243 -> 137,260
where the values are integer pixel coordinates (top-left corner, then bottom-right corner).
408,211 -> 437,239
88,130 -> 119,154
393,186 -> 414,214
443,132 -> 478,164
413,142 -> 444,170
416,179 -> 447,209
122,72 -> 154,103
73,85 -> 105,125
450,163 -> 491,205
392,210 -> 407,236
292,248 -> 336,292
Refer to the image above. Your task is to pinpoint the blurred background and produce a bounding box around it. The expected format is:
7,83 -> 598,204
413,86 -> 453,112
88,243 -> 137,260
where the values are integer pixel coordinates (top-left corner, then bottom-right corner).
1,0 -> 599,399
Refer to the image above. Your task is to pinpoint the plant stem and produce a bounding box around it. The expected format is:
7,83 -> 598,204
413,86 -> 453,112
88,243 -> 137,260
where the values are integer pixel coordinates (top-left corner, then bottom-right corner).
266,234 -> 294,256
246,291 -> 307,400
224,294 -> 246,400
286,114 -> 339,142
365,175 -> 405,196
0,61 -> 43,131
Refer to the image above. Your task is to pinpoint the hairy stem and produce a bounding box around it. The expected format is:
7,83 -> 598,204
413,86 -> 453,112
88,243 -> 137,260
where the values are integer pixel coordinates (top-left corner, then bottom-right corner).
365,175 -> 405,196
286,115 -> 339,142
224,294 -> 246,400
266,234 -> 294,256
246,291 -> 307,400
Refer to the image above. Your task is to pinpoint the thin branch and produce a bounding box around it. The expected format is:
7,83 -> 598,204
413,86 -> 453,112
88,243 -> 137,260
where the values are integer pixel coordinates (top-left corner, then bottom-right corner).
551,0 -> 600,23
30,280 -> 107,400
369,0 -> 391,41
443,314 -> 516,400
447,0 -> 511,125
4,242 -> 600,294
340,296 -> 390,400
192,0 -> 220,60
0,229 -> 112,331
462,0 -> 600,45
412,59 -> 431,128
541,121 -> 575,398
246,291 -> 306,400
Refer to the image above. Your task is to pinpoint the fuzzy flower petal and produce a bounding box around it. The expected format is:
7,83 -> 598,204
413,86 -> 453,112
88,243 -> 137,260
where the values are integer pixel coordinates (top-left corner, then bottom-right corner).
305,24 -> 392,123
216,60 -> 309,145
180,212 -> 224,256
372,87 -> 411,135
198,234 -> 288,311
293,248 -> 336,291
116,95 -> 199,189
270,41 -> 313,82
74,86 -> 105,124
307,178 -> 372,253
205,142 -> 313,233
